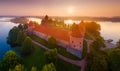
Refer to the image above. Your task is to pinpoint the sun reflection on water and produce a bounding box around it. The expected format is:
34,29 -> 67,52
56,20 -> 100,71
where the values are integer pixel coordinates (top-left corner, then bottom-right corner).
64,19 -> 80,25
28,18 -> 42,24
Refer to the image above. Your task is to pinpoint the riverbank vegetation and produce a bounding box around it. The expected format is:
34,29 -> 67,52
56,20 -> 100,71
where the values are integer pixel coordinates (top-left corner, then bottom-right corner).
1,22 -> 80,71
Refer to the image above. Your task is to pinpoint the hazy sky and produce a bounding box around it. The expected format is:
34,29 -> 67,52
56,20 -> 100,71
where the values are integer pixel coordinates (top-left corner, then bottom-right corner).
0,0 -> 120,17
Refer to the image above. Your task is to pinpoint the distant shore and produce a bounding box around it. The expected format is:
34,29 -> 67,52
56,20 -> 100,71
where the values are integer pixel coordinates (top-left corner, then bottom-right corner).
0,16 -> 120,22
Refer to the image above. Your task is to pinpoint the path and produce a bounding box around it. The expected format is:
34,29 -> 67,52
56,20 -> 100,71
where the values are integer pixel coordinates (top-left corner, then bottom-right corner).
32,40 -> 87,71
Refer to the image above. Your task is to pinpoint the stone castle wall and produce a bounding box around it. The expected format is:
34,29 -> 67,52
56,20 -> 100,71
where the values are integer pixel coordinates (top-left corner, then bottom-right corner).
33,30 -> 82,58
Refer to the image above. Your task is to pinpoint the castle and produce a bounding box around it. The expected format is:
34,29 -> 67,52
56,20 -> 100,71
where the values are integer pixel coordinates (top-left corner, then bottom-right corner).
28,20 -> 86,58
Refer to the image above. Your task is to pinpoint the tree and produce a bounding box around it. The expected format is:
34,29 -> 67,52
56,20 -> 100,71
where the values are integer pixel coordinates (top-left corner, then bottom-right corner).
14,64 -> 25,71
116,39 -> 120,48
42,63 -> 56,71
82,40 -> 87,58
7,26 -> 20,46
90,36 -> 105,51
48,36 -> 57,45
16,31 -> 27,46
9,64 -> 27,71
23,24 -> 28,30
41,15 -> 49,25
7,24 -> 27,47
18,24 -> 23,30
106,48 -> 120,71
44,15 -> 49,21
86,52 -> 109,71
31,66 -> 37,71
44,48 -> 58,64
70,23 -> 77,30
21,37 -> 34,56
0,50 -> 22,71
85,22 -> 101,36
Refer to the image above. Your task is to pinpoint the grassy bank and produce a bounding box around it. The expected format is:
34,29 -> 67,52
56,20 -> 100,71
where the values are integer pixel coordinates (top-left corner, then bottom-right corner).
29,34 -> 80,60
22,44 -> 80,71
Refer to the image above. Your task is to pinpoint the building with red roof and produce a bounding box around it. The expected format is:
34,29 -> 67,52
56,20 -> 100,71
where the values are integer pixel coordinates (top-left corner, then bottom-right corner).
28,21 -> 86,58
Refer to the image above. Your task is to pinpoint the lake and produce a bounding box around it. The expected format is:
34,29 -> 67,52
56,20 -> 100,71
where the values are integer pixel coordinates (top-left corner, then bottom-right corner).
0,18 -> 120,60
0,21 -> 18,60
99,21 -> 120,44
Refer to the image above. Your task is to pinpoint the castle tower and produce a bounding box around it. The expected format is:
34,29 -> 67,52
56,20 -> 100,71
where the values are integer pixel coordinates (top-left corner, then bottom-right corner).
67,21 -> 86,58
27,21 -> 35,34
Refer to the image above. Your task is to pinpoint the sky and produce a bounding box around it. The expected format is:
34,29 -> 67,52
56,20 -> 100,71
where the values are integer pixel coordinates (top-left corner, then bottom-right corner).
0,0 -> 120,17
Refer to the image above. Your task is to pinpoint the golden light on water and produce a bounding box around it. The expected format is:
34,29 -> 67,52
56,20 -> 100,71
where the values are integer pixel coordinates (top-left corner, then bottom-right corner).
64,19 -> 81,25
64,20 -> 73,25
28,18 -> 42,24
28,18 -> 81,25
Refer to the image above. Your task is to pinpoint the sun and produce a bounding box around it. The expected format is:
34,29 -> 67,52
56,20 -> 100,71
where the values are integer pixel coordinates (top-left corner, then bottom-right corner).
68,7 -> 74,14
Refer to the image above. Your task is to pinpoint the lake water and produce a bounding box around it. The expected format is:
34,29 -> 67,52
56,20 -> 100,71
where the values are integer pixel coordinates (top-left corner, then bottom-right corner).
99,22 -> 120,44
0,21 -> 18,60
64,20 -> 120,44
0,18 -> 120,60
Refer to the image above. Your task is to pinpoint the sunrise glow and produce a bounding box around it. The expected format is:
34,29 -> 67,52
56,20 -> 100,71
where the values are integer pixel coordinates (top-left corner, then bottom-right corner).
68,7 -> 74,14
0,1 -> 120,71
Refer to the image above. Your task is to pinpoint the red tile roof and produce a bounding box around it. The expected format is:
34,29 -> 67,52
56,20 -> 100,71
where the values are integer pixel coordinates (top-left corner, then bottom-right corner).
34,25 -> 70,42
28,21 -> 85,42
71,25 -> 83,37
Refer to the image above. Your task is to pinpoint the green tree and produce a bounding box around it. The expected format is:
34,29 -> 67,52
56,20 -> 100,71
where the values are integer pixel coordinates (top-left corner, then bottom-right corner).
48,36 -> 57,45
0,50 -> 22,71
7,26 -> 20,46
21,37 -> 34,56
18,24 -> 23,30
14,64 -> 25,71
90,36 -> 105,51
116,39 -> 120,48
106,48 -> 120,71
23,24 -> 28,29
31,66 -> 37,71
86,52 -> 109,71
82,40 -> 87,58
44,48 -> 58,64
42,63 -> 56,71
16,31 -> 27,46
85,22 -> 101,36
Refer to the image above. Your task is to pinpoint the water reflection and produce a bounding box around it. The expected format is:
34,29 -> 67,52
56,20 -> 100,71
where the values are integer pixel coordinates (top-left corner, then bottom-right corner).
99,22 -> 120,43
0,22 -> 18,60
28,18 -> 42,24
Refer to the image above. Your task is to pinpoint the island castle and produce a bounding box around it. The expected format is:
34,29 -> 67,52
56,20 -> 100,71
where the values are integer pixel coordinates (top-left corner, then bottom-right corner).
28,20 -> 86,58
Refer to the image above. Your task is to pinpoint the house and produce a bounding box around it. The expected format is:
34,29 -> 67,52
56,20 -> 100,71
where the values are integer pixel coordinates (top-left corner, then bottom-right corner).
28,21 -> 86,58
